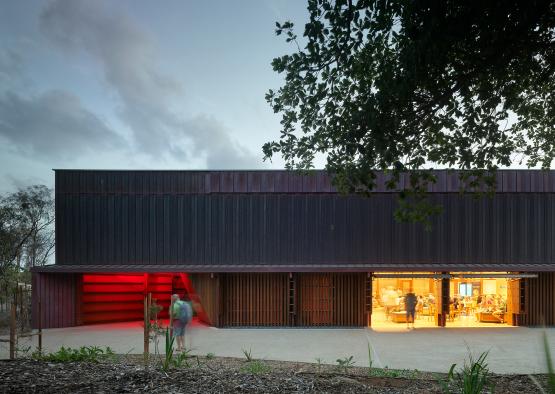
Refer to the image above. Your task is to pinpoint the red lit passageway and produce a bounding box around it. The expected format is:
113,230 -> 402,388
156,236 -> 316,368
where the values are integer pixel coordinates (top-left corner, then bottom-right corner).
76,273 -> 210,326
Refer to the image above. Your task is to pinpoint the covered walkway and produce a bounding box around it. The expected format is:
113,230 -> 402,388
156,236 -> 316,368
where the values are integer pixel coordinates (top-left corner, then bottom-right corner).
1,321 -> 553,374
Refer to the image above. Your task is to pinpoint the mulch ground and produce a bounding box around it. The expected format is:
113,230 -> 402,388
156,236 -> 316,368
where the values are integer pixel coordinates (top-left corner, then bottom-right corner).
0,355 -> 548,393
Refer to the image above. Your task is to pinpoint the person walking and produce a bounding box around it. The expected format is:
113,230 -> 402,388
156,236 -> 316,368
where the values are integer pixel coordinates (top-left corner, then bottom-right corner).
405,291 -> 417,329
171,294 -> 192,352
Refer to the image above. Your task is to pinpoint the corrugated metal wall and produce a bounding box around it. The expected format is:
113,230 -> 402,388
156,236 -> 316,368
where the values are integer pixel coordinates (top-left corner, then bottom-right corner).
522,273 -> 555,326
56,192 -> 555,269
55,169 -> 555,195
32,273 -> 77,329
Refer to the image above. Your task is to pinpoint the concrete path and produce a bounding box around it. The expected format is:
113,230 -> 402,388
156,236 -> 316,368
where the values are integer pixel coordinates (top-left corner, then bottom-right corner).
2,322 -> 553,374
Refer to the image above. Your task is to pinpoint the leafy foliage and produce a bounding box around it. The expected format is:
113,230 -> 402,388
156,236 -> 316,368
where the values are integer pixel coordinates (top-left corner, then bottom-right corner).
172,348 -> 193,369
440,351 -> 493,394
336,355 -> 355,373
34,346 -> 116,363
266,1 -> 555,223
0,185 -> 54,276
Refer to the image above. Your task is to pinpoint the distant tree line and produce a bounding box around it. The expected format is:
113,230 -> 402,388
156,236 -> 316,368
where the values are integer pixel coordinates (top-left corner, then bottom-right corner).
0,185 -> 54,285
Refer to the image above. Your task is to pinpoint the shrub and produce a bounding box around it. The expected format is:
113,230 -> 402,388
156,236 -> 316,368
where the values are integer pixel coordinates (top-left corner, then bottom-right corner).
441,351 -> 493,394
35,346 -> 116,363
336,355 -> 355,374
172,348 -> 193,369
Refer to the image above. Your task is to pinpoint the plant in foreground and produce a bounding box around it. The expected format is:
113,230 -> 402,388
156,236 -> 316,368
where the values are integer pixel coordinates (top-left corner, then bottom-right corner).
160,328 -> 175,372
440,351 -> 493,394
242,347 -> 254,362
367,341 -> 373,376
336,355 -> 355,374
34,346 -> 115,363
172,347 -> 193,368
315,357 -> 324,374
241,360 -> 271,374
529,331 -> 555,394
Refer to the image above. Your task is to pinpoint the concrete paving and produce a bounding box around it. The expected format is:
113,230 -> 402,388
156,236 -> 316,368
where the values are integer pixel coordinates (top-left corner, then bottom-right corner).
1,321 -> 553,374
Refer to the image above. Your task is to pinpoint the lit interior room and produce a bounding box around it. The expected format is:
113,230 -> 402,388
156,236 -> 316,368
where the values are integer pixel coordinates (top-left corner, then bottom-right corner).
371,273 -> 513,330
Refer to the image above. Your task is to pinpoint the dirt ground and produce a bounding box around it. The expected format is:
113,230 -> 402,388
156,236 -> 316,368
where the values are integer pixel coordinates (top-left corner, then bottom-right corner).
0,355 -> 549,393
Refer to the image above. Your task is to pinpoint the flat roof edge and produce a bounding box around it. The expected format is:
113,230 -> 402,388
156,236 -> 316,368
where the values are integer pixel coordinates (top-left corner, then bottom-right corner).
32,264 -> 555,274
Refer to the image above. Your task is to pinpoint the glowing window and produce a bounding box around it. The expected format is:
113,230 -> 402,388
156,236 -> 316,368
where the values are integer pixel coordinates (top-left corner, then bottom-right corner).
459,283 -> 473,297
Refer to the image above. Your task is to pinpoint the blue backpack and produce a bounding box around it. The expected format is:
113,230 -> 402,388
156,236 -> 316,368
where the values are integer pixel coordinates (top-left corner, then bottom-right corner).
177,300 -> 192,324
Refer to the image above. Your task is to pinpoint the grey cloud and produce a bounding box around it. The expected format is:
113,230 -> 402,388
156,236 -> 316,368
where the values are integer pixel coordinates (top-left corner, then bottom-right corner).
0,90 -> 125,159
0,48 -> 23,82
40,0 -> 261,168
186,116 -> 264,169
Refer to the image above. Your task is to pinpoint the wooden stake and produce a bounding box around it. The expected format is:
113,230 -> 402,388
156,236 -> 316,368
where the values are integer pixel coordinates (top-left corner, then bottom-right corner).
143,294 -> 149,365
169,297 -> 174,338
38,300 -> 42,354
9,302 -> 16,359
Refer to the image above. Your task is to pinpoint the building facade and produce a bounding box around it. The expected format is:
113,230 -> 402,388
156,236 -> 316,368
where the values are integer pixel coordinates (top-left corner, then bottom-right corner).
32,169 -> 555,328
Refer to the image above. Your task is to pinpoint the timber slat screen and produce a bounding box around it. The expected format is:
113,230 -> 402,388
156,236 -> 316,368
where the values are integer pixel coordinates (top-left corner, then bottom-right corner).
219,273 -> 366,327
220,273 -> 289,327
506,279 -> 522,326
523,272 -> 555,326
297,273 -> 366,327
298,273 -> 333,326
190,274 -> 220,326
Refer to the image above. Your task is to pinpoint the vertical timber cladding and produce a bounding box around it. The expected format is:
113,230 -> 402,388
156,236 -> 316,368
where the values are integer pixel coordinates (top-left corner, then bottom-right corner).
219,273 -> 367,327
31,273 -> 78,329
220,273 -> 289,326
522,272 -> 555,326
80,273 -> 173,324
297,273 -> 367,327
189,274 -> 220,326
506,278 -> 523,326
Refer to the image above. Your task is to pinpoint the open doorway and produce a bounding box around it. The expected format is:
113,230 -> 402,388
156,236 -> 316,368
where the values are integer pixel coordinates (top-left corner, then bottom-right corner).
372,273 -> 441,330
371,272 -> 523,330
446,275 -> 513,327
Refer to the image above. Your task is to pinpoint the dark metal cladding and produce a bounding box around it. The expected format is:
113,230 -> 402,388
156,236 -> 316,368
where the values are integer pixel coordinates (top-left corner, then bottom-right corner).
53,170 -> 555,271
54,169 -> 555,194
32,273 -> 78,329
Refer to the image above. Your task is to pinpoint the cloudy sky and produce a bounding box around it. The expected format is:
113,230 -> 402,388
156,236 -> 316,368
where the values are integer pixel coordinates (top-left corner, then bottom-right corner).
0,0 -> 314,193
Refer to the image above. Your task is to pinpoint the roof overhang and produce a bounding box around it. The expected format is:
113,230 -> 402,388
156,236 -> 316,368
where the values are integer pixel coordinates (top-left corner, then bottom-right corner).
31,264 -> 555,274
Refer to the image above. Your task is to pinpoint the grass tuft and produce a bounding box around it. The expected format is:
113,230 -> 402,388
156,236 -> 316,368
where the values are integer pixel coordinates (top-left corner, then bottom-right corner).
240,360 -> 271,374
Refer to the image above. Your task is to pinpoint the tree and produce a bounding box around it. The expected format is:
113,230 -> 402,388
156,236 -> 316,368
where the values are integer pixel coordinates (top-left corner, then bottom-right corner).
0,185 -> 54,278
265,0 -> 555,223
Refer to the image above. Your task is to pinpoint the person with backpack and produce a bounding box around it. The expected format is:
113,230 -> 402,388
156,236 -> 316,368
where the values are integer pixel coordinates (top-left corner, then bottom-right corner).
171,294 -> 192,352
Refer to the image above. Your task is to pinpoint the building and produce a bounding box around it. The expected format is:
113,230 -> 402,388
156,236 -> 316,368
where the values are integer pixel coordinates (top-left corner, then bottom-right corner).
31,169 -> 555,329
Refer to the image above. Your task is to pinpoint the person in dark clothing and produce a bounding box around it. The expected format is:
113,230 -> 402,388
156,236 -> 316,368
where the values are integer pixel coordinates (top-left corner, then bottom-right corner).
405,291 -> 418,329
